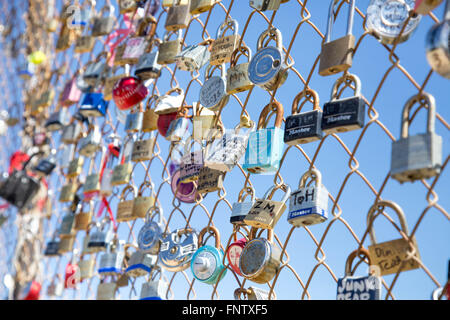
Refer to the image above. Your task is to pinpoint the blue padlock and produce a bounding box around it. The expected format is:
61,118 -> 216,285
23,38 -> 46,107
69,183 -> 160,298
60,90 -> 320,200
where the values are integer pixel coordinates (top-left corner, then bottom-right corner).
79,92 -> 109,118
243,101 -> 284,174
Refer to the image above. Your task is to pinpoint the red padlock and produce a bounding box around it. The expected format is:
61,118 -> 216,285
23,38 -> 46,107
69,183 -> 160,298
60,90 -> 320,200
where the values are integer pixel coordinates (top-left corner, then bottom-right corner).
226,238 -> 247,276
112,76 -> 148,111
64,263 -> 80,289
157,111 -> 178,137
19,281 -> 41,300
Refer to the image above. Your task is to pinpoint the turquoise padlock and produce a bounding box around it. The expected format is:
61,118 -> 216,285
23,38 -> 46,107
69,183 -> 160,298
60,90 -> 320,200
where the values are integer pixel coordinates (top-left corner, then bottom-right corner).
243,101 -> 284,174
190,226 -> 227,285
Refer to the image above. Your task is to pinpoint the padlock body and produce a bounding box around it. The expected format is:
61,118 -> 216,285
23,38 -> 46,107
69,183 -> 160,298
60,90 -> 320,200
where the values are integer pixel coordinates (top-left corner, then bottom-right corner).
74,211 -> 92,231
59,214 -> 76,238
125,112 -> 144,133
199,76 -> 228,110
197,167 -> 225,194
44,241 -> 61,256
111,162 -> 133,186
210,34 -> 240,65
180,151 -> 204,182
288,184 -> 328,227
426,22 -> 450,78
205,130 -> 249,172
98,251 -> 124,275
116,199 -> 135,222
165,5 -> 190,31
92,17 -> 115,37
79,93 -> 108,118
230,202 -> 254,225
414,0 -> 443,15
100,168 -> 113,196
75,36 -> 95,53
140,279 -> 168,300
190,0 -> 217,14
319,34 -> 355,76
390,132 -> 442,183
191,246 -> 227,284
337,275 -> 381,300
166,117 -> 189,142
321,96 -> 365,134
248,46 -> 288,91
67,157 -> 84,178
249,0 -> 281,11
159,230 -> 198,272
79,257 -> 95,281
58,236 -> 75,253
126,251 -> 157,277
142,109 -> 159,132
135,52 -> 162,80
132,196 -> 155,219
158,39 -> 183,65
83,173 -> 100,195
35,159 -> 56,176
284,110 -> 323,145
132,138 -> 156,162
176,45 -> 211,71
227,63 -> 253,94
243,127 -> 284,174
96,282 -> 116,300
244,199 -> 286,229
123,37 -> 148,64
59,183 -> 77,203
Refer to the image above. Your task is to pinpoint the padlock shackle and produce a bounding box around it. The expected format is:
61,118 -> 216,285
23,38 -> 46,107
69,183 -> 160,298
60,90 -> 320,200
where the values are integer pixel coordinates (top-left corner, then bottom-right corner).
197,226 -> 221,249
344,248 -> 371,277
120,184 -> 137,200
163,29 -> 183,42
204,63 -> 226,81
216,18 -> 239,39
330,73 -> 361,100
144,205 -> 164,225
324,0 -> 355,43
262,184 -> 291,204
400,92 -> 436,139
249,227 -> 273,242
257,27 -> 282,52
257,100 -> 284,129
298,168 -> 322,189
238,186 -> 255,203
234,287 -> 252,300
229,45 -> 252,68
138,180 -> 155,196
366,200 -> 409,245
292,88 -> 320,114
145,94 -> 160,111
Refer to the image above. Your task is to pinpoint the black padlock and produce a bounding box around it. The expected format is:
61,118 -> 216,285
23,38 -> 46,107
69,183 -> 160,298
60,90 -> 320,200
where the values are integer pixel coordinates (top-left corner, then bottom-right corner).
34,149 -> 57,176
284,88 -> 323,145
321,73 -> 365,134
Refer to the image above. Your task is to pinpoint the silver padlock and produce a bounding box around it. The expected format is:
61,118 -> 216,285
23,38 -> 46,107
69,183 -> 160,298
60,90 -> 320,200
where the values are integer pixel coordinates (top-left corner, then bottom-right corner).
140,268 -> 168,300
165,108 -> 190,142
124,244 -> 158,277
231,186 -> 255,226
135,45 -> 162,80
78,125 -> 102,157
98,239 -> 125,276
87,219 -> 115,252
248,27 -> 289,91
61,120 -> 83,144
138,206 -> 165,255
288,168 -> 329,227
249,0 -> 282,11
175,40 -> 212,72
390,92 -> 443,183
199,64 -> 229,111
425,1 -> 450,79
124,107 -> 144,134
45,108 -> 70,132
159,228 -> 198,272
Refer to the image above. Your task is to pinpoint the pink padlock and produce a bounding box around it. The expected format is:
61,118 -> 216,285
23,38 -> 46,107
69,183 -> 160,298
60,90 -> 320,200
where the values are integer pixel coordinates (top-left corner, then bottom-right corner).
60,76 -> 82,106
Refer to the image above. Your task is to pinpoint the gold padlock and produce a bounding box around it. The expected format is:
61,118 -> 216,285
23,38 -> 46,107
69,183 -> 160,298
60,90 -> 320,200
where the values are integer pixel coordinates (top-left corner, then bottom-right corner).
158,30 -> 183,65
113,43 -> 128,67
59,182 -> 78,203
58,236 -> 75,254
131,136 -> 156,162
189,0 -> 220,14
67,157 -> 85,179
116,184 -> 138,222
227,46 -> 254,94
210,18 -> 240,65
83,152 -> 103,195
165,0 -> 191,32
197,167 -> 226,194
96,281 -> 117,300
74,202 -> 93,231
142,95 -> 159,132
56,24 -> 76,52
79,254 -> 96,281
132,180 -> 156,219
111,137 -> 134,186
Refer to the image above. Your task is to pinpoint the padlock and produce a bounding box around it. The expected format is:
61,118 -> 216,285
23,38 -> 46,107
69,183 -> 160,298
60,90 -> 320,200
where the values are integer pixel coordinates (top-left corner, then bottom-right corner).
79,92 -> 109,118
101,136 -> 121,196
135,40 -> 162,80
119,0 -> 139,14
227,45 -> 254,94
46,276 -> 64,298
321,73 -> 365,134
18,61 -> 36,80
244,184 -> 291,230
103,65 -> 130,101
64,260 -> 80,289
337,248 -> 381,300
138,206 -> 165,254
155,88 -> 185,115
34,149 -> 58,177
319,0 -> 356,76
288,168 -> 329,227
83,52 -> 110,86
158,30 -> 184,65
92,4 -> 116,37
165,0 -> 191,32
132,132 -> 156,162
239,228 -> 281,284
60,74 -> 82,106
18,281 -> 42,300
175,40 -> 212,72
78,125 -> 102,157
243,101 -> 285,174
227,237 -> 248,276
163,0 -> 189,6
56,24 -> 76,52
35,71 -> 57,110
425,1 -> 450,78
58,236 -> 76,254
58,208 -> 76,238
98,239 -> 125,275
83,148 -> 104,198
159,228 -> 198,271
171,167 -> 199,203
248,27 -> 289,91
234,286 -> 276,300
78,254 -> 96,281
199,64 -> 229,111
140,268 -> 169,300
44,234 -> 61,257
132,181 -> 156,219
192,102 -> 223,142
116,184 -> 138,222
366,0 -> 421,45
204,115 -> 254,172
124,244 -> 158,277
45,108 -> 69,132
81,223 -> 96,255
113,42 -> 128,67
390,92 -> 442,183
58,182 -> 78,203
197,166 -> 226,194
141,95 -> 159,132
414,0 -> 443,14
113,76 -> 149,111
249,0 -> 282,11
191,226 -> 227,284
210,18 -> 240,65
96,280 -> 117,300
165,106 -> 190,141
366,200 -> 421,276
74,201 -> 93,231
87,219 -> 115,252
111,136 -> 134,186
66,143 -> 85,178
74,23 -> 96,54
284,88 -> 323,145
125,105 -> 144,135
231,186 -> 256,225
179,140 -> 204,182
123,17 -> 158,65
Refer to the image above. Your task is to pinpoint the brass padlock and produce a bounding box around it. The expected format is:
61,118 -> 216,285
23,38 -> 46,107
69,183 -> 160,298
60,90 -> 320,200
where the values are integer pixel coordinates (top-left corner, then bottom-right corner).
367,200 -> 421,276
96,280 -> 117,300
132,132 -> 156,163
244,184 -> 291,230
227,45 -> 254,94
158,30 -> 183,65
58,209 -> 76,238
67,155 -> 84,179
165,0 -> 191,32
132,181 -> 156,219
197,167 -> 226,194
318,0 -> 356,76
210,18 -> 240,65
119,0 -> 139,14
78,254 -> 95,281
74,23 -> 96,54
74,202 -> 93,231
190,0 -> 220,14
142,95 -> 159,132
163,0 -> 189,6
56,24 -> 76,52
91,4 -> 116,37
58,236 -> 76,254
111,137 -> 134,186
59,182 -> 78,203
116,184 -> 138,222
83,151 -> 103,197
113,43 -> 128,67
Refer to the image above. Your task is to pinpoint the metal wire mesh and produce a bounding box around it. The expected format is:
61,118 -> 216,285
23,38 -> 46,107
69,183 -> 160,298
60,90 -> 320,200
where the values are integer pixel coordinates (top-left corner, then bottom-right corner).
0,0 -> 448,300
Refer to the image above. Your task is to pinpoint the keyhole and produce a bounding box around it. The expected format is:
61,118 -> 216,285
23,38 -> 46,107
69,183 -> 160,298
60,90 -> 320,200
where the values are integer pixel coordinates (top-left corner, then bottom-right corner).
170,246 -> 178,254
272,59 -> 280,68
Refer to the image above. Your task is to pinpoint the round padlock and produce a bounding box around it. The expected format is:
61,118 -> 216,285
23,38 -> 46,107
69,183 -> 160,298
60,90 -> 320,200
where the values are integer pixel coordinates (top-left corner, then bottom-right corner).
138,206 -> 165,255
170,168 -> 199,203
191,226 -> 227,284
159,228 -> 198,272
199,64 -> 229,111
